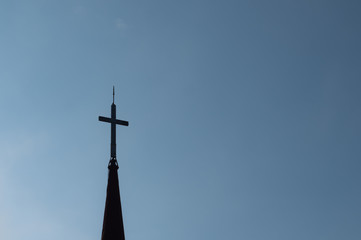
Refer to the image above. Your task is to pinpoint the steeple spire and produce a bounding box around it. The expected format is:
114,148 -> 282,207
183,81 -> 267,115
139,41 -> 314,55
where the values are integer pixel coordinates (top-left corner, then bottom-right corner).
98,88 -> 129,240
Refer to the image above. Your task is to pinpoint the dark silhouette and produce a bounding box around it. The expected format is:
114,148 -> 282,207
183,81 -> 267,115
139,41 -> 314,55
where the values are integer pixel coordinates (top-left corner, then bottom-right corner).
99,87 -> 129,240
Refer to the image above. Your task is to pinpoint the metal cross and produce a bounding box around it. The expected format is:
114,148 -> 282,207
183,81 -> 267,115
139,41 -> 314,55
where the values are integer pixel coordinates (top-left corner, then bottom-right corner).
99,87 -> 129,160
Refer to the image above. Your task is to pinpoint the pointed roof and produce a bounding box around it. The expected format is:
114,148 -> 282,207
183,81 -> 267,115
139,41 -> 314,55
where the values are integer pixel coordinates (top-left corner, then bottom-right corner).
99,89 -> 129,240
101,160 -> 125,240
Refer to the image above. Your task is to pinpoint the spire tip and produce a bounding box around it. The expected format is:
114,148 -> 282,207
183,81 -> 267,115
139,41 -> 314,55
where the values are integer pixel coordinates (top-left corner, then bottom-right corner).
113,86 -> 115,104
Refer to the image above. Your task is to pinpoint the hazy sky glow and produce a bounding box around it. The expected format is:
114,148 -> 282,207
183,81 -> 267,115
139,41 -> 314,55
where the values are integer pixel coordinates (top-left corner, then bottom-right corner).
1,1 -> 361,240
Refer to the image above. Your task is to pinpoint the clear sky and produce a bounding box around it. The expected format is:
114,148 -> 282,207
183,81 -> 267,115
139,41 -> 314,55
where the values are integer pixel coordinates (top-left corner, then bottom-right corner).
1,0 -> 361,239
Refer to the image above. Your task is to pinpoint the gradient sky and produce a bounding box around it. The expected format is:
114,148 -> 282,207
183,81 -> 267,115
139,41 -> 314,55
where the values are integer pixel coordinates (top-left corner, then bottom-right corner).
1,1 -> 361,240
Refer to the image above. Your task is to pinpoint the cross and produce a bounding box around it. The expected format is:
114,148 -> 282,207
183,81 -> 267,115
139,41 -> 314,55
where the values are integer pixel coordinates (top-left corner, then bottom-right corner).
99,87 -> 129,161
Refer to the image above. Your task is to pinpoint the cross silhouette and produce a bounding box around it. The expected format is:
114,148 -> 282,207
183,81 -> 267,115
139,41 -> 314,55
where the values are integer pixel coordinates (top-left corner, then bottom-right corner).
99,87 -> 129,161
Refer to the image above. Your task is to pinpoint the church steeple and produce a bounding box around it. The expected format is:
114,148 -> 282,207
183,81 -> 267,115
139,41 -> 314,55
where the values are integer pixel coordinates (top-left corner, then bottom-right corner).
99,88 -> 129,240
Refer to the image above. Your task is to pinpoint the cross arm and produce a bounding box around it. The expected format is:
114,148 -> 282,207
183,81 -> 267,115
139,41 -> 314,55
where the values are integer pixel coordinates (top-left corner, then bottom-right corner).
115,119 -> 129,126
99,116 -> 129,126
99,116 -> 111,123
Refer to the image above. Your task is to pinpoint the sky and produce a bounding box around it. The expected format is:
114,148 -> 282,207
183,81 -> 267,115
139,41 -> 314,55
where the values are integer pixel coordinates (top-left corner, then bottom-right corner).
1,0 -> 361,239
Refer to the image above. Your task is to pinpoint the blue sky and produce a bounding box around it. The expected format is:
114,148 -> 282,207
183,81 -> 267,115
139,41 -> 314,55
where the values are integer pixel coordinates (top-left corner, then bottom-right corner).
1,0 -> 361,239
